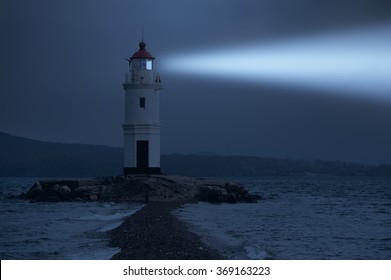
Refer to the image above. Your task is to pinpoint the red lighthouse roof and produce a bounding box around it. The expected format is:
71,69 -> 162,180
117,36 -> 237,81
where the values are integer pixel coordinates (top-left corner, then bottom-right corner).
130,41 -> 155,60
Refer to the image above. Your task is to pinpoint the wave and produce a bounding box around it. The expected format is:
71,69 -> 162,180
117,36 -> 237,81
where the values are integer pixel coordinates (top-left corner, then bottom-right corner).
77,207 -> 143,222
97,221 -> 123,232
244,246 -> 268,259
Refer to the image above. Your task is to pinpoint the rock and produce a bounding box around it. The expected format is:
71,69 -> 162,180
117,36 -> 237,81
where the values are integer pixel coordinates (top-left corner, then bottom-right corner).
26,182 -> 43,197
20,175 -> 262,204
196,182 -> 260,203
224,193 -> 237,204
74,185 -> 100,200
51,184 -> 72,201
205,187 -> 223,203
52,184 -> 71,194
224,182 -> 248,197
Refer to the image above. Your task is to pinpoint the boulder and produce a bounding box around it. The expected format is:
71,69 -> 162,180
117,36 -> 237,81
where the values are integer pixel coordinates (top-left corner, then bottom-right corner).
74,185 -> 108,201
52,184 -> 71,194
51,184 -> 72,201
223,193 -> 237,204
26,182 -> 43,197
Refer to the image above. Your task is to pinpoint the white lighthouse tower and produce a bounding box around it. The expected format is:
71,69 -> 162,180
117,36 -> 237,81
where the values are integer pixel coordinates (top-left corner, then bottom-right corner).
122,40 -> 162,174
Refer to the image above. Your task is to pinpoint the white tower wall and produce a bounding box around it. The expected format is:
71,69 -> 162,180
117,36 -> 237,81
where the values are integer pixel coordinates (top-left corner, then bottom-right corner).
124,86 -> 160,125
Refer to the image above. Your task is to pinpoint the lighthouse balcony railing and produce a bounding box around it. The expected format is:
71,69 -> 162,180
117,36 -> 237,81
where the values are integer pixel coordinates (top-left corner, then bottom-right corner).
124,72 -> 162,85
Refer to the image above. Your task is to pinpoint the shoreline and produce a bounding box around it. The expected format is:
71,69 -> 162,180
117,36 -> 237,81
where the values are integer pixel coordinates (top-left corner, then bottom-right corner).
108,202 -> 225,260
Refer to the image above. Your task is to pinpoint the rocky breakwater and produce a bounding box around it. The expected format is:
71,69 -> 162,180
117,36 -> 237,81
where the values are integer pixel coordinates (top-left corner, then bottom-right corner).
20,175 -> 261,203
19,175 -> 261,203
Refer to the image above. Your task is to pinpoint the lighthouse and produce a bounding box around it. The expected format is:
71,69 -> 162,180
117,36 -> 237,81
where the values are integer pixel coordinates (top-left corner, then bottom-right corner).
122,40 -> 162,174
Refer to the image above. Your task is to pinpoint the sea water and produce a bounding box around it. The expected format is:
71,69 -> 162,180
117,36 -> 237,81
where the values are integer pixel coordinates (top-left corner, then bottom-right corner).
0,178 -> 143,260
1,177 -> 390,260
174,177 -> 391,259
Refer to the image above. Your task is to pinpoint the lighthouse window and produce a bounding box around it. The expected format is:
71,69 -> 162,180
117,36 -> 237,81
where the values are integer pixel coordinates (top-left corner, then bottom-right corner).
140,97 -> 146,108
146,59 -> 153,70
138,59 -> 153,70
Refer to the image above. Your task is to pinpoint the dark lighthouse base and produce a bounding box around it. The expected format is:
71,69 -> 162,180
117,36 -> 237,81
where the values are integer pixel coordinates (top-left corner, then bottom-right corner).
123,167 -> 161,175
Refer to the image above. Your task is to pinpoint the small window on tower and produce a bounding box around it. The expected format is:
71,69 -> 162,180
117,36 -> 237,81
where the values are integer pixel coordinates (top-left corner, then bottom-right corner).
140,97 -> 145,108
146,59 -> 153,70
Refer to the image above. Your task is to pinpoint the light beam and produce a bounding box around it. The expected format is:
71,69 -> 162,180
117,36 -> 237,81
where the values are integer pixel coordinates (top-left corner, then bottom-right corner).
162,24 -> 391,102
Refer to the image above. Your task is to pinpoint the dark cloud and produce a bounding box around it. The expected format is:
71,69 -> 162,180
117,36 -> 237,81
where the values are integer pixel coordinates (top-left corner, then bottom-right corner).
1,0 -> 390,163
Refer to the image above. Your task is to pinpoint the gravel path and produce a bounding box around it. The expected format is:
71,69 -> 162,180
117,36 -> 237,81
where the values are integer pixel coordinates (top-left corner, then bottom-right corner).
109,202 -> 225,260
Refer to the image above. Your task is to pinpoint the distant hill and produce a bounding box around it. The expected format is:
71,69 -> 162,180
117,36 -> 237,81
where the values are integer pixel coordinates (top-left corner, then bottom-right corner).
0,132 -> 122,177
162,154 -> 391,177
1,131 -> 390,177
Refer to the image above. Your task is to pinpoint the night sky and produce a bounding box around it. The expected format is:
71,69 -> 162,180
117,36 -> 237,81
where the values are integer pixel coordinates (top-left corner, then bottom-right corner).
1,0 -> 391,164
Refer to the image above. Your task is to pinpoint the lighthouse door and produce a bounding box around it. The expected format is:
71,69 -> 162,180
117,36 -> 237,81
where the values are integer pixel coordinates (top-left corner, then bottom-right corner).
137,140 -> 149,170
